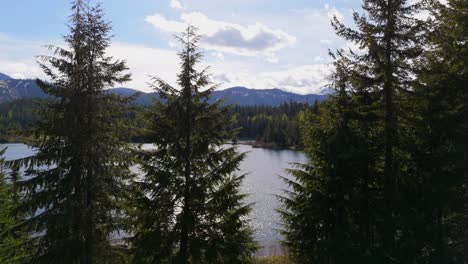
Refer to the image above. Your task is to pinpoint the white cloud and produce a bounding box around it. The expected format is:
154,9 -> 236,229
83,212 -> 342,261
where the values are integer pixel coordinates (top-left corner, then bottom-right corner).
211,51 -> 225,61
327,7 -> 344,22
212,64 -> 332,94
265,53 -> 278,63
314,55 -> 325,62
0,61 -> 44,80
88,41 -> 331,94
145,12 -> 296,59
408,0 -> 449,20
108,42 -> 330,94
145,14 -> 186,33
169,0 -> 183,9
1,1 -> 351,95
0,34 -> 47,80
0,32 -> 330,94
107,42 -> 181,91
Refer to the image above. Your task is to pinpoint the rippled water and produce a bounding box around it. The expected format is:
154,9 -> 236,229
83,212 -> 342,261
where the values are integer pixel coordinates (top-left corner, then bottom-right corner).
1,143 -> 308,252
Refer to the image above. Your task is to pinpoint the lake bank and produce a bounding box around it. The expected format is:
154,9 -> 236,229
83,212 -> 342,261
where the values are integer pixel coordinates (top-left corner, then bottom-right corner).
237,140 -> 303,151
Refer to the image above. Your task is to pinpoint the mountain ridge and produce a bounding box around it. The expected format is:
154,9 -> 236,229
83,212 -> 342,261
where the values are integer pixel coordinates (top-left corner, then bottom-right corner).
0,74 -> 329,106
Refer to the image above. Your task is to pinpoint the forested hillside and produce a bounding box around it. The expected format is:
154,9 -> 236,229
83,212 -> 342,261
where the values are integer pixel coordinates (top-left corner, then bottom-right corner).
0,99 -> 313,148
0,99 -> 39,142
232,102 -> 316,148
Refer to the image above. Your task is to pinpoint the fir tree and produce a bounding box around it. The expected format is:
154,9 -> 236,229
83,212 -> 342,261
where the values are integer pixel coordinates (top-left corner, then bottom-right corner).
408,0 -> 468,262
281,0 -> 425,262
129,26 -> 257,263
279,53 -> 379,263
0,149 -> 30,263
11,1 -> 133,263
331,0 -> 423,260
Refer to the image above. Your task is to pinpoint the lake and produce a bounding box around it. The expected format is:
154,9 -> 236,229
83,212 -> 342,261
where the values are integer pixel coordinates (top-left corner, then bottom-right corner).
1,143 -> 308,255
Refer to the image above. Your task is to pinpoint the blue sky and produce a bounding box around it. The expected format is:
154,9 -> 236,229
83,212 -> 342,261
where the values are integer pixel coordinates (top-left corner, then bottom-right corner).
0,0 -> 363,94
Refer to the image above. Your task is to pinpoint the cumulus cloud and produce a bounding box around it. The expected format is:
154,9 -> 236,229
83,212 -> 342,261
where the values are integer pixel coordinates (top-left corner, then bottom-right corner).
0,34 -> 47,80
145,12 -> 296,58
107,42 -> 181,91
0,33 -> 330,94
262,64 -> 332,93
211,64 -> 332,94
213,73 -> 230,83
0,34 -> 179,92
169,0 -> 183,9
1,1 -> 346,95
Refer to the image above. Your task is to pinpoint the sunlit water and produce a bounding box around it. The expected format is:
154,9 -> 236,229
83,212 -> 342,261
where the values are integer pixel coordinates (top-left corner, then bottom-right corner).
1,143 -> 308,255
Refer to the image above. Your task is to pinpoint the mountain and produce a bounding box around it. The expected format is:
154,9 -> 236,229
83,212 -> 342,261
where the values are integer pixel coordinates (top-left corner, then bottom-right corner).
0,73 -> 12,80
0,73 -> 329,106
210,86 -> 328,106
110,87 -> 155,105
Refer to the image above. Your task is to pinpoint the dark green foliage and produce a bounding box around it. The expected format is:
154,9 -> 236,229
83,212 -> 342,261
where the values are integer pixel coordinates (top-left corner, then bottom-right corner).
232,103 -> 308,148
0,99 -> 307,148
129,26 -> 257,263
0,149 -> 30,263
280,56 -> 381,263
281,0 -> 468,263
331,2 -> 425,259
405,0 -> 468,262
11,1 -> 133,263
280,0 -> 428,263
0,99 -> 39,142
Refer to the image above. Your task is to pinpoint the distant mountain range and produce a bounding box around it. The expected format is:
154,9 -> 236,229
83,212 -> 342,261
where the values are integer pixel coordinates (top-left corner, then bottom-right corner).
0,73 -> 329,106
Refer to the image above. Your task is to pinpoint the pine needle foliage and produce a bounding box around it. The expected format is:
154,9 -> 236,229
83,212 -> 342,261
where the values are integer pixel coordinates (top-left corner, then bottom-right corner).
129,26 -> 257,264
406,0 -> 468,262
280,0 -> 427,263
10,1 -> 133,263
0,150 -> 30,264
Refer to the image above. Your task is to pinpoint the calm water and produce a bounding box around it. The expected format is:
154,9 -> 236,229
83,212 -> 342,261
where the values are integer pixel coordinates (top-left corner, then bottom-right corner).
1,143 -> 308,253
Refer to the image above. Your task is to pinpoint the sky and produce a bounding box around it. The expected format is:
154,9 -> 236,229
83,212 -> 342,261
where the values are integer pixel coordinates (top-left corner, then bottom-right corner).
0,0 -> 364,94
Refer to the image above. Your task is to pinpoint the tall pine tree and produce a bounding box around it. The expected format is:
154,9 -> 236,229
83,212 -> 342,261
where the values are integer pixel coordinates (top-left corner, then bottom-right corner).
129,26 -> 256,264
12,1 -> 133,263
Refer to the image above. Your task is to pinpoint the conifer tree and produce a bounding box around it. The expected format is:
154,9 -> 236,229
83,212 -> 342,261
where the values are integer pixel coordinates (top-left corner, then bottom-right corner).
281,0 -> 425,262
129,26 -> 256,264
408,0 -> 468,262
331,0 -> 423,260
0,149 -> 30,264
279,52 -> 380,263
12,1 -> 133,263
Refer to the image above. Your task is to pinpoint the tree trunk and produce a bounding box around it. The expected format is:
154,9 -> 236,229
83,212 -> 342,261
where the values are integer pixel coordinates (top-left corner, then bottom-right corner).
178,67 -> 192,264
383,1 -> 396,260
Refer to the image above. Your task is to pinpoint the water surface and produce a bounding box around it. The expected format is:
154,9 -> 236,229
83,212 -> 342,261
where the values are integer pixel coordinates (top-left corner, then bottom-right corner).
1,143 -> 308,253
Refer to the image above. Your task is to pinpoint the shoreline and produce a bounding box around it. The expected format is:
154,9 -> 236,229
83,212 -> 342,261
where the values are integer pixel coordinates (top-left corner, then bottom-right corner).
237,140 -> 303,151
1,139 -> 304,151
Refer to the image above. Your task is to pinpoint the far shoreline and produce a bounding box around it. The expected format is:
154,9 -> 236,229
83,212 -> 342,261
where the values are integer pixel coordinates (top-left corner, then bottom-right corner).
1,139 -> 304,151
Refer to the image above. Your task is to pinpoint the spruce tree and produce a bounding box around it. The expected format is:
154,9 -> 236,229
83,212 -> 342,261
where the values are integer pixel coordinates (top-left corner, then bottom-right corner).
331,0 -> 423,260
279,52 -> 380,263
12,1 -> 133,263
281,0 -> 425,262
408,0 -> 468,262
129,26 -> 256,263
0,149 -> 30,264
